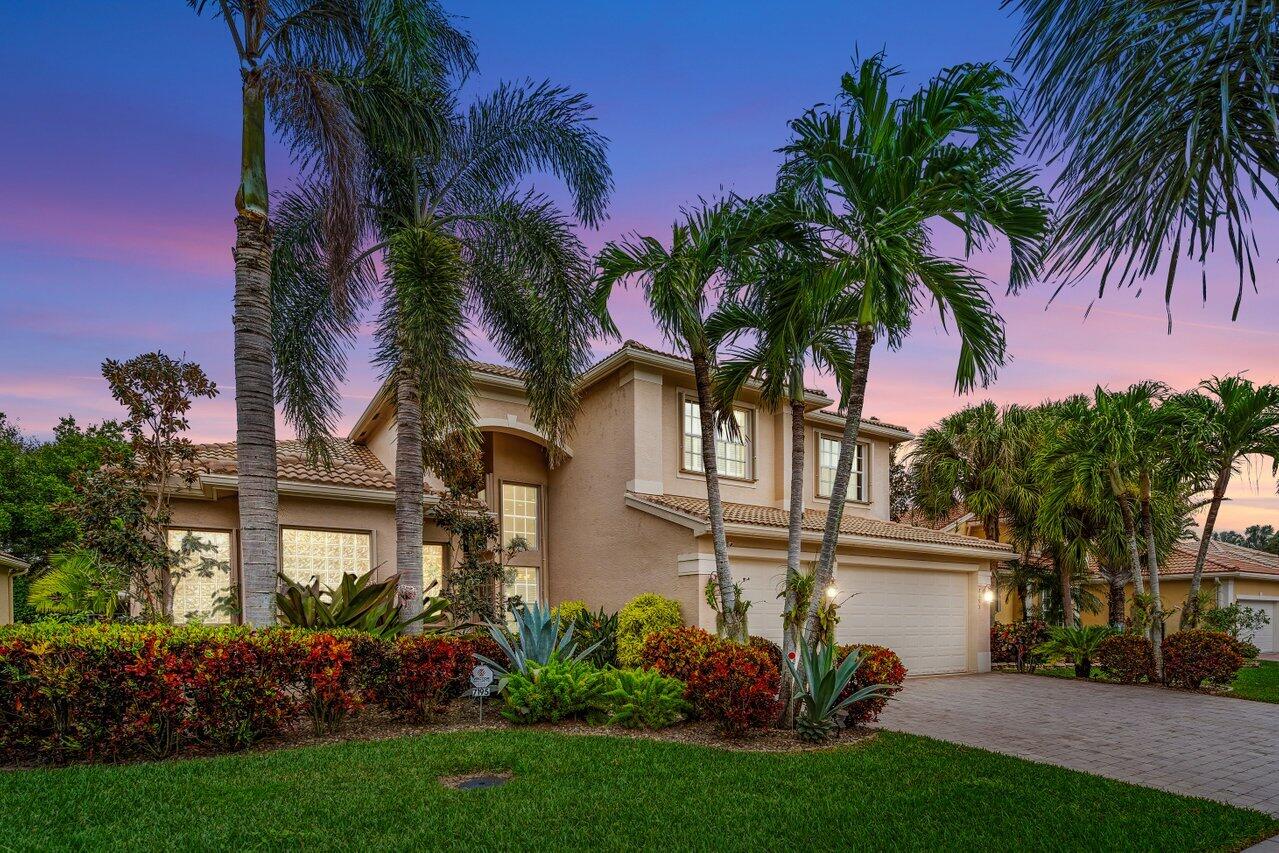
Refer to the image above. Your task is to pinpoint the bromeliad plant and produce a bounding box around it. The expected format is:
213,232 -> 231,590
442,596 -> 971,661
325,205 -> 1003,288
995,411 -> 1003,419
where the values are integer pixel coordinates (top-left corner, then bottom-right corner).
276,569 -> 447,639
479,602 -> 601,676
786,643 -> 893,743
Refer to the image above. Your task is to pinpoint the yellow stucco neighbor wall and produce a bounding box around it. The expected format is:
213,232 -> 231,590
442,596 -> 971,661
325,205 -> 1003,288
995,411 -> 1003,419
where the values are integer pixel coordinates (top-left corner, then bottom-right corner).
0,569 -> 13,625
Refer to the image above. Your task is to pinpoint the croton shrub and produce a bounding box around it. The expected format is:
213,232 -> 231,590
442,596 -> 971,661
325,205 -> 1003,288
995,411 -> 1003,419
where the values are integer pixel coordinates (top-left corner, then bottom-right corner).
0,625 -> 490,764
990,620 -> 1049,671
835,643 -> 907,726
1162,630 -> 1245,689
1095,634 -> 1156,684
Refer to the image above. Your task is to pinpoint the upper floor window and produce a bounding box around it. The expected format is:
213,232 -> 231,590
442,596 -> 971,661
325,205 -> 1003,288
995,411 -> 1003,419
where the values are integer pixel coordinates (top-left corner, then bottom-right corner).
501,483 -> 539,551
682,398 -> 753,480
817,435 -> 867,502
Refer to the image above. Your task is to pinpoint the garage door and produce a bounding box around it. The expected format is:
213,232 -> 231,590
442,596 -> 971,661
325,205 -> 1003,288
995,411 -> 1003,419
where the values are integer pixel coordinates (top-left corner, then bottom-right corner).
1239,600 -> 1277,653
732,559 -> 971,675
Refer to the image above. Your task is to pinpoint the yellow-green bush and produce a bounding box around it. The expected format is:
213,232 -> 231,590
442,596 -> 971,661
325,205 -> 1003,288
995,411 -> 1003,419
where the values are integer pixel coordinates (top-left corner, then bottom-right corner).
617,593 -> 682,667
552,599 -> 588,625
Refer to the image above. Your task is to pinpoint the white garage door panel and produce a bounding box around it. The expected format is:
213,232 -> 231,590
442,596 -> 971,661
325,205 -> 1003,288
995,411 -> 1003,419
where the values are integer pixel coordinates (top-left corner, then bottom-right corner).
838,567 -> 969,675
1240,600 -> 1276,654
730,558 -> 971,675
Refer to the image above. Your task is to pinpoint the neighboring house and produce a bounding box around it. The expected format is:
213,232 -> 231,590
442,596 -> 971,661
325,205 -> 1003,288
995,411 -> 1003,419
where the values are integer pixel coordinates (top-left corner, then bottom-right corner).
0,551 -> 30,626
167,341 -> 1011,675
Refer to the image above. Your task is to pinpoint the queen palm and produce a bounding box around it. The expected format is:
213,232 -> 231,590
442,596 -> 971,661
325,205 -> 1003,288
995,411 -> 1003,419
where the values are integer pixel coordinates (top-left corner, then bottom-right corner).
595,201 -> 755,637
1164,376 -> 1279,626
189,0 -> 474,625
1011,0 -> 1279,317
777,55 -> 1051,639
706,249 -> 858,711
273,78 -> 611,623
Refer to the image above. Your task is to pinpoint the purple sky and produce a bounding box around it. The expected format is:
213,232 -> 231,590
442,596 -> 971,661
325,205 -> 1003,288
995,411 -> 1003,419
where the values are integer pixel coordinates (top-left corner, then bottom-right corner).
1,1 -> 1276,530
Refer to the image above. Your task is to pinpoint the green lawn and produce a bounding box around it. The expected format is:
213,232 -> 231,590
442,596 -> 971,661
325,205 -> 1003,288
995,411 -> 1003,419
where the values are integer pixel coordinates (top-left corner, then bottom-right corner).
1023,660 -> 1279,703
1,730 -> 1273,851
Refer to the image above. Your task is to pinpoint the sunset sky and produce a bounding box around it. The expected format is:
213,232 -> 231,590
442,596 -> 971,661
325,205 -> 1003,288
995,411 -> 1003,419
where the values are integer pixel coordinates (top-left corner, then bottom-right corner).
1,1 -> 1276,531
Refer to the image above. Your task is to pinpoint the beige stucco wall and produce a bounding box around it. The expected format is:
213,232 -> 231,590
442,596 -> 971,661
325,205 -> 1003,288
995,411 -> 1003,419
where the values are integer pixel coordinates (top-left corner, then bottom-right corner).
0,569 -> 13,625
548,371 -> 701,621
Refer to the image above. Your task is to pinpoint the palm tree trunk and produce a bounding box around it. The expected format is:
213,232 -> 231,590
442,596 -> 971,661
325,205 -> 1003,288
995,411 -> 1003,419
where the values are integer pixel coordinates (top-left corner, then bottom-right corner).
691,351 -> 740,640
1057,555 -> 1075,626
233,67 -> 278,628
1116,494 -> 1145,597
805,324 -> 874,642
1107,577 -> 1126,628
1140,473 -> 1164,678
234,213 -> 279,627
1184,463 -> 1232,628
395,367 -> 425,629
781,398 -> 806,726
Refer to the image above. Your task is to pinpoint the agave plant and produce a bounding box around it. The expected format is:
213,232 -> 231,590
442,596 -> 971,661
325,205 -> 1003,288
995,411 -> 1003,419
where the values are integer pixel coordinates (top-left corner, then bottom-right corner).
786,643 -> 893,743
478,601 -> 600,676
275,569 -> 447,639
1035,626 -> 1113,679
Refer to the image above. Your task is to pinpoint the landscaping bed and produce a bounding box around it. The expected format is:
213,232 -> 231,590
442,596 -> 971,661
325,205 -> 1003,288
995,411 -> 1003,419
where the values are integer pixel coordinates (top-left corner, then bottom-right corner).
994,659 -> 1279,704
2,729 -> 1273,851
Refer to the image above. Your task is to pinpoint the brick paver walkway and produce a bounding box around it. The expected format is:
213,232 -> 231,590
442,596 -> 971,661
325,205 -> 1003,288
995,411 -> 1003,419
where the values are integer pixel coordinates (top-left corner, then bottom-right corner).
878,672 -> 1279,816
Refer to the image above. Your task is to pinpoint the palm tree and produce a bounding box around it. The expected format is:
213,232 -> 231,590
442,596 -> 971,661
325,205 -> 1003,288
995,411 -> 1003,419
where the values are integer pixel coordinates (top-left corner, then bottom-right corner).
706,248 -> 858,714
1164,376 -> 1279,626
595,201 -> 754,638
1011,0 -> 1279,318
189,0 -> 474,625
273,78 -> 611,624
777,55 -> 1051,640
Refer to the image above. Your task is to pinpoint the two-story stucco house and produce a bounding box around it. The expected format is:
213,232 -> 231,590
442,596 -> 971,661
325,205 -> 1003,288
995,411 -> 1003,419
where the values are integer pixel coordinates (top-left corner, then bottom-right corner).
167,341 -> 1011,675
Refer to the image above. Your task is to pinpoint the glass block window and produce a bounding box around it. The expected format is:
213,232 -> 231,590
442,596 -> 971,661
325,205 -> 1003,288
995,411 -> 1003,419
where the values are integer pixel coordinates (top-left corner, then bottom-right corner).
682,399 -> 752,479
505,564 -> 540,607
501,483 -> 539,551
281,528 -> 371,589
818,437 -> 867,502
167,529 -> 233,625
423,543 -> 446,595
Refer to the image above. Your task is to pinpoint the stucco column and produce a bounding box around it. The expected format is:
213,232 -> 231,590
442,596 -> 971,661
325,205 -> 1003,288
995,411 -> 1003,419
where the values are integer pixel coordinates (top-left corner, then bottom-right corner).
971,568 -> 992,672
622,368 -> 664,494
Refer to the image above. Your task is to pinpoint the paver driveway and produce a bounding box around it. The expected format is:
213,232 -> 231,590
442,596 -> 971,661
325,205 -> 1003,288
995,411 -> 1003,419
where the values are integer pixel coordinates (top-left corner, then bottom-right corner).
878,672 -> 1279,816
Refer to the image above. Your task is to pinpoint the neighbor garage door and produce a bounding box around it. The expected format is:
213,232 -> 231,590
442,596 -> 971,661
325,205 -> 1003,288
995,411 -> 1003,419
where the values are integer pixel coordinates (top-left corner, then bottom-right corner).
1239,599 -> 1277,654
733,559 -> 971,675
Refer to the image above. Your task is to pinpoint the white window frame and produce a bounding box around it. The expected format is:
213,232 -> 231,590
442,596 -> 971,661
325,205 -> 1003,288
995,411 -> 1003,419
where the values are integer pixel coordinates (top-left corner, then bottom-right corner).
680,394 -> 755,481
816,433 -> 869,503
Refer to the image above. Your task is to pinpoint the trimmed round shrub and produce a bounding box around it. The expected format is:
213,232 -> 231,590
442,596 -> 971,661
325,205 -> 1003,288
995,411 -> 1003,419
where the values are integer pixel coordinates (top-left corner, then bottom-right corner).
748,636 -> 783,672
552,599 -> 588,625
1096,634 -> 1156,684
685,642 -> 781,736
617,593 -> 682,667
640,625 -> 718,683
836,644 -> 907,726
1162,630 -> 1245,689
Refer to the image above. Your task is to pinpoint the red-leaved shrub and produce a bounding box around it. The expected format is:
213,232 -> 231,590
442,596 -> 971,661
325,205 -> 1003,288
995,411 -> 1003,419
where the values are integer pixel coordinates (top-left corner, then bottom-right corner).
639,626 -> 718,683
748,636 -> 783,672
375,635 -> 476,721
1096,634 -> 1156,684
298,633 -> 363,735
991,620 -> 1049,671
181,632 -> 300,750
685,642 -> 782,737
1162,630 -> 1244,689
835,644 -> 907,726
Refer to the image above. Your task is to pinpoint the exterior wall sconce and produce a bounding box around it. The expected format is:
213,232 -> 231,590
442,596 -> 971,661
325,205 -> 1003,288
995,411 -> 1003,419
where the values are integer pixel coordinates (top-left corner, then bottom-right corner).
825,585 -> 840,599
979,585 -> 995,605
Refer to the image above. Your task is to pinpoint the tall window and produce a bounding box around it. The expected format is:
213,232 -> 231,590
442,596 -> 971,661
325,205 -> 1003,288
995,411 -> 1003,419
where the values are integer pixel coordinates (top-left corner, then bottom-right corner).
501,483 -> 539,551
167,529 -> 233,625
281,528 -> 371,589
423,543 -> 446,595
505,565 -> 539,607
817,437 -> 867,502
682,399 -> 753,480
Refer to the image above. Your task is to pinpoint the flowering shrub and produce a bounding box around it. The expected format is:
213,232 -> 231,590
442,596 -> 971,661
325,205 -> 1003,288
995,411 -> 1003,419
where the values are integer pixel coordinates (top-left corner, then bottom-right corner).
685,642 -> 781,736
617,593 -> 682,667
1096,634 -> 1156,684
639,626 -> 718,683
1162,630 -> 1245,689
991,620 -> 1049,671
835,644 -> 907,726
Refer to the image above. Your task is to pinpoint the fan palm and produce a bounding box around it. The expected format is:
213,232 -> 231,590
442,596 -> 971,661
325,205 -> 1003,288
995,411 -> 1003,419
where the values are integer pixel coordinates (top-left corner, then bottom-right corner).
1010,0 -> 1279,319
1163,376 -> 1279,626
594,200 -> 755,637
273,77 -> 611,625
777,55 -> 1051,640
705,248 -> 859,714
188,0 -> 475,625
